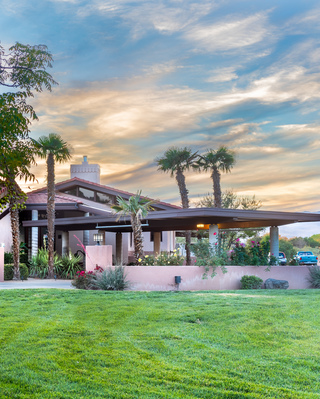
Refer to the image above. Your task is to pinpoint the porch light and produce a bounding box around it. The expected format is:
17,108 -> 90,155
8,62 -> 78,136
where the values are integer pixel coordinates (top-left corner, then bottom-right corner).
93,233 -> 104,245
197,224 -> 205,228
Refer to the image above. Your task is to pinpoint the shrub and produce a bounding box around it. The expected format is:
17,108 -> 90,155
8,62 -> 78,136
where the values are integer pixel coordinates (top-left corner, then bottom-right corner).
307,266 -> 320,288
240,275 -> 263,289
71,270 -> 96,290
56,251 -> 83,279
140,250 -> 184,266
91,266 -> 130,291
4,263 -> 29,280
4,252 -> 13,264
192,240 -> 228,278
4,264 -> 14,280
29,248 -> 61,278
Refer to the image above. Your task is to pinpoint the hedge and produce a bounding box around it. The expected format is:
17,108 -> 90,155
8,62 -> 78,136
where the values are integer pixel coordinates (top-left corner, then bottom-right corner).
4,264 -> 29,281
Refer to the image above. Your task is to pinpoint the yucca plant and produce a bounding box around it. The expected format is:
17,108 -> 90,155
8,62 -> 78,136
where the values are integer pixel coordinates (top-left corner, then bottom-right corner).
29,247 -> 61,279
58,251 -> 83,279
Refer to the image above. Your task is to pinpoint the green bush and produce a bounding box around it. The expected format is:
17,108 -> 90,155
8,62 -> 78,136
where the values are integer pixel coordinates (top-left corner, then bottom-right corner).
240,275 -> 263,289
140,251 -> 184,266
91,266 -> 130,291
56,251 -> 83,279
4,263 -> 29,280
4,252 -> 13,264
307,266 -> 320,288
191,240 -> 228,278
29,248 -> 61,278
71,270 -> 96,289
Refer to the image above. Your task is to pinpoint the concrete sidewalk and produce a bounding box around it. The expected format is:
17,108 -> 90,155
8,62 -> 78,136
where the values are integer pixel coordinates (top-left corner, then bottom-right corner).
0,278 -> 75,290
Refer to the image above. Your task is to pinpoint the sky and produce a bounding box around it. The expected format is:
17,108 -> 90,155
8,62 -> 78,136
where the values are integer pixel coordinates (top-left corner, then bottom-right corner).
1,0 -> 320,237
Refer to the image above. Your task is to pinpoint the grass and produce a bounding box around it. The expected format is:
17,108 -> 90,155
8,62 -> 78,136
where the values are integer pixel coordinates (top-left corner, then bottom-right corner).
0,289 -> 320,398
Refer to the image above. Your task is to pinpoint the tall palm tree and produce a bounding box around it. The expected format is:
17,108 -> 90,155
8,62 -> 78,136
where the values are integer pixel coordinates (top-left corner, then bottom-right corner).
155,147 -> 198,265
35,133 -> 72,278
196,146 -> 236,208
111,191 -> 154,265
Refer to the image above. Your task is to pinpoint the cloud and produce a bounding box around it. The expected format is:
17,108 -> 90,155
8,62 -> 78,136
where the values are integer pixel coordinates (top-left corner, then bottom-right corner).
206,67 -> 238,83
183,11 -> 273,53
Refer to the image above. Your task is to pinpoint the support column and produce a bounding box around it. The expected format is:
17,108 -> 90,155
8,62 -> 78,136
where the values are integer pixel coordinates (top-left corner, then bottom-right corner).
31,210 -> 38,258
209,224 -> 219,250
62,231 -> 69,256
116,232 -> 123,266
83,212 -> 90,247
154,232 -> 161,256
270,226 -> 279,265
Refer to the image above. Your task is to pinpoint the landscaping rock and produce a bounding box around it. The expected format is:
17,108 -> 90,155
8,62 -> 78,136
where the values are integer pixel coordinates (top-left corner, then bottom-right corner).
265,278 -> 289,289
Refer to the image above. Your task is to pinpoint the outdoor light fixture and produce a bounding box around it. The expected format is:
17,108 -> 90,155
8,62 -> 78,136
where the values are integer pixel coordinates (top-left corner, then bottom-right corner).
197,224 -> 205,228
93,233 -> 104,245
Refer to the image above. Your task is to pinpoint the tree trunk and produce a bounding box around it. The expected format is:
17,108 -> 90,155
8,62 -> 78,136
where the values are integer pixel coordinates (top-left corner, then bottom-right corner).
132,215 -> 144,264
10,200 -> 20,280
47,153 -> 55,278
212,168 -> 222,208
176,168 -> 191,264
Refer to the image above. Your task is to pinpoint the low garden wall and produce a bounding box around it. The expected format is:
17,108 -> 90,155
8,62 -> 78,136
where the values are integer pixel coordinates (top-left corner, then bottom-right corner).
122,265 -> 311,291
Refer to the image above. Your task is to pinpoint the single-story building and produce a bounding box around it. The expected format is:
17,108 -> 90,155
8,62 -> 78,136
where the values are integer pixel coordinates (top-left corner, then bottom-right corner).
1,156 -> 320,264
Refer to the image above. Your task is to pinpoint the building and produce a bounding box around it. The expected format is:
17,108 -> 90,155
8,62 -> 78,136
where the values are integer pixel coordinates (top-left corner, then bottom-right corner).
0,156 -> 178,264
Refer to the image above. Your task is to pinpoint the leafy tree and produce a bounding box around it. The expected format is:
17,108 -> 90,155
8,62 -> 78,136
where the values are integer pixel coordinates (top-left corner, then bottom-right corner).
0,42 -> 56,95
35,134 -> 72,278
111,191 -> 154,265
305,237 -> 319,248
155,147 -> 198,265
289,237 -> 307,249
195,146 -> 236,208
0,42 -> 57,278
196,189 -> 263,249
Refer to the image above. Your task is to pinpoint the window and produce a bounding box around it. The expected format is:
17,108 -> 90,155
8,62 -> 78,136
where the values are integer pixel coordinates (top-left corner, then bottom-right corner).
78,187 -> 94,201
63,187 -> 77,196
96,192 -> 111,204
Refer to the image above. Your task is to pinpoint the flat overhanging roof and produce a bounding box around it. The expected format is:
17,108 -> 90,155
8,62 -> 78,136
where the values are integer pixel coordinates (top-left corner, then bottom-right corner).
22,207 -> 320,232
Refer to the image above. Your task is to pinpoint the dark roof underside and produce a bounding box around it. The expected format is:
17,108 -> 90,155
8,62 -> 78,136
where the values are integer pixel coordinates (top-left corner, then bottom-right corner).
22,207 -> 320,232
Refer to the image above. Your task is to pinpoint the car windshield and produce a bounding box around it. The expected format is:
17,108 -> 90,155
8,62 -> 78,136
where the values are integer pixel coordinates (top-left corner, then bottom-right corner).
299,252 -> 313,256
279,253 -> 285,258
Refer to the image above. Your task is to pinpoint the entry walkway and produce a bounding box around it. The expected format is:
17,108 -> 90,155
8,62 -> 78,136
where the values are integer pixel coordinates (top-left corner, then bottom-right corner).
0,278 -> 75,290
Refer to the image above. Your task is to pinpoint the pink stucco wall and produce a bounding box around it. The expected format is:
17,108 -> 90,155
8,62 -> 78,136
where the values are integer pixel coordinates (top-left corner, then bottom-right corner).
122,265 -> 311,291
85,245 -> 112,272
0,247 -> 4,282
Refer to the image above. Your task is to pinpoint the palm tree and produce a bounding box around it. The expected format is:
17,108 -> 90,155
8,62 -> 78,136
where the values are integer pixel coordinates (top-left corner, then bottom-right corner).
155,147 -> 198,265
196,146 -> 236,208
35,133 -> 72,278
111,191 -> 154,265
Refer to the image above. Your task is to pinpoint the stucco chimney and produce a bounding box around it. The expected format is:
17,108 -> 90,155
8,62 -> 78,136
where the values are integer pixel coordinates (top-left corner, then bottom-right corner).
70,156 -> 100,184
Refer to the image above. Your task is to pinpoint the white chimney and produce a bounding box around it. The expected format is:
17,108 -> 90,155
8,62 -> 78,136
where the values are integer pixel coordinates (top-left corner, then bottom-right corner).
70,156 -> 100,184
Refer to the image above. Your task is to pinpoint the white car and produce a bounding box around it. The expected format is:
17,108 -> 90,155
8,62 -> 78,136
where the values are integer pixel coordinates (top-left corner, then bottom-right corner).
278,252 -> 287,265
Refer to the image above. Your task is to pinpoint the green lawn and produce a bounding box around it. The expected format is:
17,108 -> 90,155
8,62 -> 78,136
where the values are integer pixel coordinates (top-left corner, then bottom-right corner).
0,289 -> 320,398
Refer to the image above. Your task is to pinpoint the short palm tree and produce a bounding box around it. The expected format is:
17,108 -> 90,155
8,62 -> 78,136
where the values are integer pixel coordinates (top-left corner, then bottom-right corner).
111,191 -> 154,265
155,147 -> 198,265
35,133 -> 72,278
196,146 -> 236,208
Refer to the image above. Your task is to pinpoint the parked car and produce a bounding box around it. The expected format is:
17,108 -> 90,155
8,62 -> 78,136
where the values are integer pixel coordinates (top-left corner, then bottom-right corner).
294,251 -> 318,266
268,252 -> 287,265
278,252 -> 287,265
